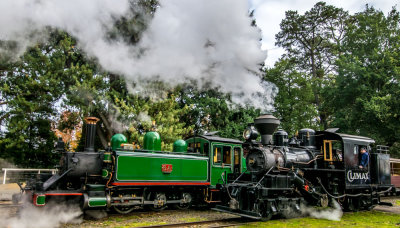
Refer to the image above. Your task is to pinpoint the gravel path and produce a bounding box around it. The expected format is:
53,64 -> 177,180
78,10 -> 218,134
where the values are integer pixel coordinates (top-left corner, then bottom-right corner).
374,196 -> 400,214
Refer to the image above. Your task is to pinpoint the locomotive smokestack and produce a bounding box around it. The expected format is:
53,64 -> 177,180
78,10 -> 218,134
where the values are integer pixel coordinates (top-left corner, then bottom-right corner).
84,117 -> 100,152
254,114 -> 280,145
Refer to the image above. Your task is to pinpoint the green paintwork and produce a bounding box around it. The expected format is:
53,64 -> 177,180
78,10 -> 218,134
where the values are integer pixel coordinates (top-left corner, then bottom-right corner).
185,136 -> 243,187
36,195 -> 45,205
173,139 -> 187,152
115,151 -> 208,182
111,134 -> 127,150
102,169 -> 109,178
143,132 -> 161,151
103,152 -> 112,162
88,197 -> 107,207
86,184 -> 105,191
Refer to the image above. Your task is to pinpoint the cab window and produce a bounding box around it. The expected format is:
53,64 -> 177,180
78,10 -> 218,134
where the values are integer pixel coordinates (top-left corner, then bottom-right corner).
203,143 -> 209,156
223,146 -> 231,164
234,147 -> 241,165
188,142 -> 202,153
213,147 -> 222,163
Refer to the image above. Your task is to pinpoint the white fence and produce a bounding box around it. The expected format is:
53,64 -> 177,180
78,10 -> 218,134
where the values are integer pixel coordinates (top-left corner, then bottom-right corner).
2,168 -> 57,184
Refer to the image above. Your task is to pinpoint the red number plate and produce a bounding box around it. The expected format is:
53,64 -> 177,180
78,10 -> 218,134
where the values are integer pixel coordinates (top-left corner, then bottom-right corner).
161,164 -> 173,173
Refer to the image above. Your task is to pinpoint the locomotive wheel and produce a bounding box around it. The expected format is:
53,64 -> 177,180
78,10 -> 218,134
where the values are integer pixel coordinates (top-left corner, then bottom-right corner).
148,193 -> 167,211
113,205 -> 135,214
260,212 -> 273,221
174,193 -> 192,210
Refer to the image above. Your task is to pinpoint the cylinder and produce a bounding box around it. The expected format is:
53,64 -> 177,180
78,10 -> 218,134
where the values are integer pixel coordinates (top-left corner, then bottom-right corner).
84,117 -> 100,152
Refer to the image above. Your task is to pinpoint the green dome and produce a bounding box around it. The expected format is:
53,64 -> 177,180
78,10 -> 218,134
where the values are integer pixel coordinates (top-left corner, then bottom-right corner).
173,139 -> 187,153
110,134 -> 127,151
143,131 -> 161,151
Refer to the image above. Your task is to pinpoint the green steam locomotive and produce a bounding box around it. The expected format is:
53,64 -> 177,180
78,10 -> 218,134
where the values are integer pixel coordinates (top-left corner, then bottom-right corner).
22,117 -> 244,213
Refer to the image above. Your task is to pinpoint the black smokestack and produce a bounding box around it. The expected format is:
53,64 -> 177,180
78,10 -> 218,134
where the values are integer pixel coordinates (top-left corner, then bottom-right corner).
84,117 -> 100,152
254,114 -> 280,145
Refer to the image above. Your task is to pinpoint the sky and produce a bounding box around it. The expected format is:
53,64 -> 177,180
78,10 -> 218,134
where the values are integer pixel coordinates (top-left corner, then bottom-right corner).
250,0 -> 399,67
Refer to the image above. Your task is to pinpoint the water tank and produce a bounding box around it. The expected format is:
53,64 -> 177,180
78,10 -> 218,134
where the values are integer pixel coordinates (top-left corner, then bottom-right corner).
110,134 -> 127,151
143,131 -> 161,151
173,139 -> 187,153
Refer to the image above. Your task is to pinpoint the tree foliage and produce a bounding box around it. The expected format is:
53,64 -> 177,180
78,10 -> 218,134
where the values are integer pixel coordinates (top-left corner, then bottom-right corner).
0,31 -> 85,167
264,59 -> 318,135
325,7 -> 400,152
275,1 -> 349,129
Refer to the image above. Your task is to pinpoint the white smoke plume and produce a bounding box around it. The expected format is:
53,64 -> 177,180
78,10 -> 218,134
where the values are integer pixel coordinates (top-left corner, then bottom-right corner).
0,202 -> 82,228
0,0 -> 274,109
303,200 -> 343,221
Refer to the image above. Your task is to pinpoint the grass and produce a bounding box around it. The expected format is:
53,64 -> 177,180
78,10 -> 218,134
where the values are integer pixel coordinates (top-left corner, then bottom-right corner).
64,209 -> 400,227
243,211 -> 400,228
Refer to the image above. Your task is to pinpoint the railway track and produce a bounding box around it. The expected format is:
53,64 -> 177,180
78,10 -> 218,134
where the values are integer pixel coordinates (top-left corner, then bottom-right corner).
135,217 -> 255,228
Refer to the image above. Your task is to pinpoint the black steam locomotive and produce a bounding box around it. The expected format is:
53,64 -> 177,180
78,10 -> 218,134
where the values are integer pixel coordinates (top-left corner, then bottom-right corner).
214,114 -> 394,220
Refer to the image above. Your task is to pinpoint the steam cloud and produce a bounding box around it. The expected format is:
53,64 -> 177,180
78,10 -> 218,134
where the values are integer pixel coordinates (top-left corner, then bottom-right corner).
303,200 -> 343,221
0,202 -> 82,228
0,0 -> 274,109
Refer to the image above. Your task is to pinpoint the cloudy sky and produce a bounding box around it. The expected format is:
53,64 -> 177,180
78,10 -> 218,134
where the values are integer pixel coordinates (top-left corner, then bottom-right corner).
250,0 -> 399,67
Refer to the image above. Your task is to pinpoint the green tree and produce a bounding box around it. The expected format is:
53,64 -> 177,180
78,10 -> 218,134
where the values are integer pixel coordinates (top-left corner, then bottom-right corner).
276,2 -> 349,129
264,58 -> 318,135
175,83 -> 260,140
326,6 -> 400,155
0,31 -> 86,167
110,91 -> 193,152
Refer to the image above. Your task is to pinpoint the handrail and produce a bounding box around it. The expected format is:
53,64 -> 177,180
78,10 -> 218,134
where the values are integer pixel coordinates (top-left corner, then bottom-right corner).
2,168 -> 57,184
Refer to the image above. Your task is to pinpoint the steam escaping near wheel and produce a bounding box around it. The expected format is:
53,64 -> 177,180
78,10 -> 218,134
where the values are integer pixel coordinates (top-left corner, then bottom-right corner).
0,198 -> 82,228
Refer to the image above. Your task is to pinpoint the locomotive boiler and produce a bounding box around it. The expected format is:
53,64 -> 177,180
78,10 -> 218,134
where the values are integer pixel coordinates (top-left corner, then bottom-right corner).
215,114 -> 395,220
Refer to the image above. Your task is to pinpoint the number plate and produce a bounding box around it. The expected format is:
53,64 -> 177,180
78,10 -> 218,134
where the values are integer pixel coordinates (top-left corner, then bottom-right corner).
161,164 -> 173,173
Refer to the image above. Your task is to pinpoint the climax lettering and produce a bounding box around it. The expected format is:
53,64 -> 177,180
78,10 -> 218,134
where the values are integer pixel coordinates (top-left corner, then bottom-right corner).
347,170 -> 369,182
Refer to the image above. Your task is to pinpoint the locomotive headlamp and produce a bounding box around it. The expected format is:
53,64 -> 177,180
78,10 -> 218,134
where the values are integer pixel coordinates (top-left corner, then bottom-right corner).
243,124 -> 259,140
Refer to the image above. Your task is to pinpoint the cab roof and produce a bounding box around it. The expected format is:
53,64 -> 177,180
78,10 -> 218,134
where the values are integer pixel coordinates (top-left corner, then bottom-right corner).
317,131 -> 375,145
188,135 -> 243,144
